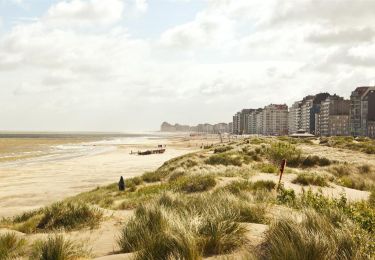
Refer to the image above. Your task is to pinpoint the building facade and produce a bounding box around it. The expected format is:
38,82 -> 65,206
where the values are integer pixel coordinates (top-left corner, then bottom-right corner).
319,95 -> 350,136
350,87 -> 375,137
262,104 -> 289,136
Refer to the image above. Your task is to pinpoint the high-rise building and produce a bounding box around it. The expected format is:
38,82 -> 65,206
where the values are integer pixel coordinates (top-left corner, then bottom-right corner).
288,101 -> 302,134
319,95 -> 350,136
262,104 -> 289,136
232,112 -> 241,134
350,87 -> 375,137
255,109 -> 264,135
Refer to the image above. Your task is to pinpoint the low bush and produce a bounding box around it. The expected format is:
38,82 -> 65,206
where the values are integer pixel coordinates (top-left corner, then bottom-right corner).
301,155 -> 332,167
205,153 -> 242,166
370,189 -> 375,207
30,234 -> 89,260
214,146 -> 233,154
252,180 -> 276,191
329,165 -> 352,177
337,176 -> 367,191
257,163 -> 278,173
11,201 -> 103,233
358,164 -> 372,174
292,173 -> 329,187
142,170 -> 167,182
0,233 -> 26,260
266,142 -> 302,167
223,180 -> 276,195
175,175 -> 216,193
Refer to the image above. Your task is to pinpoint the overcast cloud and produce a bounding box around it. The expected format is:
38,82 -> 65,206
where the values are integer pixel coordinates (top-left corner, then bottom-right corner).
0,0 -> 374,131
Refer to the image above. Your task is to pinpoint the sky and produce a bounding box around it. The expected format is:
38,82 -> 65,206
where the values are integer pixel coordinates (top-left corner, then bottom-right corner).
0,0 -> 375,132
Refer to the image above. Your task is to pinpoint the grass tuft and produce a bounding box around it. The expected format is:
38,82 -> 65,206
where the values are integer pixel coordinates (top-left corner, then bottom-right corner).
292,173 -> 329,187
0,233 -> 26,260
30,234 -> 89,260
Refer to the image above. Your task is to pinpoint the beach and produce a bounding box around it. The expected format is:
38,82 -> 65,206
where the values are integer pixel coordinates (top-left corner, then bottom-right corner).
0,133 -> 222,218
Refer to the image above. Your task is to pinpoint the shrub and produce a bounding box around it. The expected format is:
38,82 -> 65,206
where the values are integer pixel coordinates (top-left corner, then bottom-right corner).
37,202 -> 103,231
205,153 -> 242,166
176,175 -> 216,193
292,173 -> 329,187
338,176 -> 367,191
266,142 -> 302,167
252,180 -> 276,191
370,189 -> 375,207
318,157 -> 331,166
30,234 -> 89,260
358,164 -> 372,174
329,165 -> 352,177
214,146 -> 233,154
12,202 -> 103,233
142,171 -> 167,182
258,163 -> 278,173
126,176 -> 143,187
0,233 -> 26,260
258,210 -> 371,260
276,186 -> 296,205
301,155 -> 320,167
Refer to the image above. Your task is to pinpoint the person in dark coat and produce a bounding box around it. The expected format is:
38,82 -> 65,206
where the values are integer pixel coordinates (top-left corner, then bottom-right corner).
119,176 -> 125,191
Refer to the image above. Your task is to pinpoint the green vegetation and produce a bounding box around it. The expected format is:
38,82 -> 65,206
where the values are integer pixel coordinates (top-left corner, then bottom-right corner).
5,201 -> 103,233
175,175 -> 216,193
255,163 -> 278,173
118,192 -> 253,259
292,173 -> 329,187
205,153 -> 243,166
258,210 -> 371,260
30,234 -> 89,260
3,138 -> 375,259
265,142 -> 302,167
0,233 -> 26,260
301,155 -> 332,167
320,136 -> 375,154
214,145 -> 233,153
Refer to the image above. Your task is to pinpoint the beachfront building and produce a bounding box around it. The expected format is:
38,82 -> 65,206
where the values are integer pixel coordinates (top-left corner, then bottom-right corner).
262,104 -> 289,136
288,101 -> 302,134
350,86 -> 375,137
319,95 -> 350,136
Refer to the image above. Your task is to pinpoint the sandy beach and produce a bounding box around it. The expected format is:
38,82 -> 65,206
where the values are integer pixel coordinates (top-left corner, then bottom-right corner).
0,133 -> 222,218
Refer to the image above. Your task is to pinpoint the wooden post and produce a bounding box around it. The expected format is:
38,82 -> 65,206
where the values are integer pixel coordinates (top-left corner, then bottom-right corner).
277,159 -> 287,190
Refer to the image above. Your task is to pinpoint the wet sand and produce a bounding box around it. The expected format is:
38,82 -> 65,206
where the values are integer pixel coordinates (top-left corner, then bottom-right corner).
0,134 -> 202,218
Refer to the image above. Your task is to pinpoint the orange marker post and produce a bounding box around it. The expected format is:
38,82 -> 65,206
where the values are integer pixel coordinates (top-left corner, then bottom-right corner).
277,159 -> 287,190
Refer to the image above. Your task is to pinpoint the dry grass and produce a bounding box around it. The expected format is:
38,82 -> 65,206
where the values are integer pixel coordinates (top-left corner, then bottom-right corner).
0,232 -> 26,260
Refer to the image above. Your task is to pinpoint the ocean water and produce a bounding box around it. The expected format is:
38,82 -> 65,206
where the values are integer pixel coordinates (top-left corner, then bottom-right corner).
0,132 -> 170,167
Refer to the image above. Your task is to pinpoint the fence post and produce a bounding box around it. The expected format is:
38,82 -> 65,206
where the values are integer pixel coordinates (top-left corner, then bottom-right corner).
277,159 -> 287,190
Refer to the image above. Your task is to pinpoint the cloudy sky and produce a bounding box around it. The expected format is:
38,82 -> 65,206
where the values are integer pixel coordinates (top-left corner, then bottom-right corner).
0,0 -> 374,131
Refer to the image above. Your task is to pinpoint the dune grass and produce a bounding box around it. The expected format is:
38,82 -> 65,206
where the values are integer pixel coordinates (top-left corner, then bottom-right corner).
118,191 -> 254,259
320,136 -> 375,154
292,173 -> 329,187
205,153 -> 243,166
0,232 -> 26,260
258,210 -> 371,260
174,175 -> 216,193
7,201 -> 103,233
30,234 -> 89,260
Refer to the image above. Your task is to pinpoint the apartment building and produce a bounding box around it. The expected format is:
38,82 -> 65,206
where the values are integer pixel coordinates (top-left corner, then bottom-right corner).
262,104 -> 289,136
350,87 -> 375,137
319,95 -> 350,136
288,101 -> 302,134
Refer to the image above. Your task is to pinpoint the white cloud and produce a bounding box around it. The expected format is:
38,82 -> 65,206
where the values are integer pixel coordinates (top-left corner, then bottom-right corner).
134,0 -> 148,13
1,0 -> 375,131
45,0 -> 125,27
